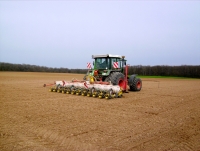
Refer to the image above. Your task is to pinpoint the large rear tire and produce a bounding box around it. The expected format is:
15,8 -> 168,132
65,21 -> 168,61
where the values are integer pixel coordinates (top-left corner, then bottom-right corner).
128,75 -> 142,91
105,72 -> 125,87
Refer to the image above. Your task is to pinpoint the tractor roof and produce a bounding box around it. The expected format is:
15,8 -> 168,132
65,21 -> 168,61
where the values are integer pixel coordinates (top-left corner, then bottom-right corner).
92,54 -> 123,59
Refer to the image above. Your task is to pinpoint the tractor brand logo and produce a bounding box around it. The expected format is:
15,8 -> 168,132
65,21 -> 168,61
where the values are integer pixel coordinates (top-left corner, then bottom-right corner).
113,62 -> 118,68
87,62 -> 92,69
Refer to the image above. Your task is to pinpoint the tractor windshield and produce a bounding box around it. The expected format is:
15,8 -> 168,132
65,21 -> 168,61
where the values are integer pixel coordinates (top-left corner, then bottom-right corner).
94,58 -> 109,69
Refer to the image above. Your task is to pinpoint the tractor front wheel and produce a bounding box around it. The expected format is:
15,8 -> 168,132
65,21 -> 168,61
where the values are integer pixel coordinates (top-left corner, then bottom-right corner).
129,76 -> 142,91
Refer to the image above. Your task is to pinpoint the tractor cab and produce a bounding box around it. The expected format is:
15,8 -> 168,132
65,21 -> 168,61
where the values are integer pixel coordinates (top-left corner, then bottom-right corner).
85,54 -> 126,81
93,54 -> 125,70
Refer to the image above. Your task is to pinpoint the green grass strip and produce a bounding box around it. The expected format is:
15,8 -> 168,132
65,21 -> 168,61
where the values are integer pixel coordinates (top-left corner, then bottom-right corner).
135,75 -> 196,79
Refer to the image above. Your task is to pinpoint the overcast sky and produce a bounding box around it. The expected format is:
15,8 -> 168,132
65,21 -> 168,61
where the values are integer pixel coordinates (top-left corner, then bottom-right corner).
0,0 -> 200,69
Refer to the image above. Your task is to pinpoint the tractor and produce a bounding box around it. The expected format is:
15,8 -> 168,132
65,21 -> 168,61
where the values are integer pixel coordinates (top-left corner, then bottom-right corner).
84,54 -> 142,92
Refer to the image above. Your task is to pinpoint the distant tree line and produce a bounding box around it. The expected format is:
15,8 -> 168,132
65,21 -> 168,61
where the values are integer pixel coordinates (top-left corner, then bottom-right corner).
0,62 -> 199,78
128,65 -> 200,78
0,62 -> 87,74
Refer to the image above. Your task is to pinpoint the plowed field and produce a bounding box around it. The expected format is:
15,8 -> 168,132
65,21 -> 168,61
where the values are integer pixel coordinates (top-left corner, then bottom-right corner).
0,72 -> 200,151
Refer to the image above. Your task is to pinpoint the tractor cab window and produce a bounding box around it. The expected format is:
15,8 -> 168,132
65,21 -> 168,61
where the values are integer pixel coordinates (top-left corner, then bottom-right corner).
95,58 -> 108,69
111,58 -> 122,69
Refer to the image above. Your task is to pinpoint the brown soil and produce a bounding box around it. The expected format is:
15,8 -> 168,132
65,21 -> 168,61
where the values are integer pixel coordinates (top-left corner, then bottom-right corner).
0,72 -> 200,151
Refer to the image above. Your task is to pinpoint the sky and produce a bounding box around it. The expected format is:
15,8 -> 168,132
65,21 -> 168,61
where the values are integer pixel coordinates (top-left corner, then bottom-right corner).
0,0 -> 200,69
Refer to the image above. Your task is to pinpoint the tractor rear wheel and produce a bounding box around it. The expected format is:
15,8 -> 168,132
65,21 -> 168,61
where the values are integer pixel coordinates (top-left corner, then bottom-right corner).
129,76 -> 142,91
105,72 -> 125,87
